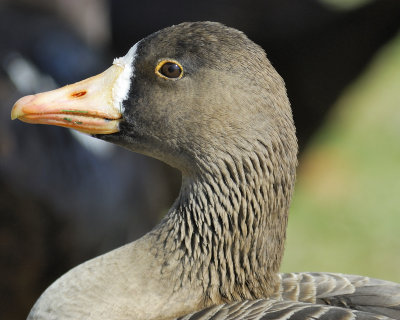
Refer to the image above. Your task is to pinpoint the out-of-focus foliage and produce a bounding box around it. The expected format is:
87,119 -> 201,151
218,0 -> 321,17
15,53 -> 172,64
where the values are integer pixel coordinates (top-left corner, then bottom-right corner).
282,33 -> 400,282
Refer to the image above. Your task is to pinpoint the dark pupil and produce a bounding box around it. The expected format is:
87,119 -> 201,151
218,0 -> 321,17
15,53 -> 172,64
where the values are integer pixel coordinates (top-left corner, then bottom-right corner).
161,62 -> 181,78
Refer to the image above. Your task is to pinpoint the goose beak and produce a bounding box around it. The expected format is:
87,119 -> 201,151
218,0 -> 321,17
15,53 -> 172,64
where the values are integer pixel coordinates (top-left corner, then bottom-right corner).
11,65 -> 124,134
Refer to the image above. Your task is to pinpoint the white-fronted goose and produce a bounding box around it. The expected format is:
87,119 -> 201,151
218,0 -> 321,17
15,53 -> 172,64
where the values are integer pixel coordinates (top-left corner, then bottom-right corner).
11,22 -> 400,320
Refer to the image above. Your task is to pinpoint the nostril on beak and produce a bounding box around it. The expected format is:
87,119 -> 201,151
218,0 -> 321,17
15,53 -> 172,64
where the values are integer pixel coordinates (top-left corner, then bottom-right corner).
71,91 -> 87,98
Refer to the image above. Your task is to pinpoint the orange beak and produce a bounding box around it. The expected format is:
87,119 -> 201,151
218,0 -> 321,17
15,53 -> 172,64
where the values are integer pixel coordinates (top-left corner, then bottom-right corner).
11,65 -> 125,134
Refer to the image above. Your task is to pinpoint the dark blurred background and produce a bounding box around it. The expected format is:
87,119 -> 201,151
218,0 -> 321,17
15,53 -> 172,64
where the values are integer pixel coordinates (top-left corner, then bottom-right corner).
1,0 -> 400,319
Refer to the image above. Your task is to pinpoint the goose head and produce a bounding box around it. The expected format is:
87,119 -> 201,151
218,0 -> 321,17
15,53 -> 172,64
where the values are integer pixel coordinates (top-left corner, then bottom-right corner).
12,22 -> 297,319
12,21 -> 296,177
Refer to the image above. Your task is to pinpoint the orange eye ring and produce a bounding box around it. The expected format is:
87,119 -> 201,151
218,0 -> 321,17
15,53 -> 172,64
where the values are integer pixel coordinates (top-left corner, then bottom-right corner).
155,60 -> 184,80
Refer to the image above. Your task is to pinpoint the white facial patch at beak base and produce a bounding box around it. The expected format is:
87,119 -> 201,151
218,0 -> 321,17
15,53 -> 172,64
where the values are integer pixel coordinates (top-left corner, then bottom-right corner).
112,42 -> 140,114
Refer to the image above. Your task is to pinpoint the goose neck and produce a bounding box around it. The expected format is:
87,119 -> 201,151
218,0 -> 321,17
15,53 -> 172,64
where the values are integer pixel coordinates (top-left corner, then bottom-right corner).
153,150 -> 294,304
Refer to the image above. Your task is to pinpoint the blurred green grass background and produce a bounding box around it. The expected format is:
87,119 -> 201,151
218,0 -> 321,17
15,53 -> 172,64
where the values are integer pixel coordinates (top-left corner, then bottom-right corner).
281,32 -> 400,282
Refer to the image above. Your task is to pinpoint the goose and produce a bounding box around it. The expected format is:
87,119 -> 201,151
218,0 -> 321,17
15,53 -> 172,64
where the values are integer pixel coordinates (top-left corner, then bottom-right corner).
11,22 -> 400,320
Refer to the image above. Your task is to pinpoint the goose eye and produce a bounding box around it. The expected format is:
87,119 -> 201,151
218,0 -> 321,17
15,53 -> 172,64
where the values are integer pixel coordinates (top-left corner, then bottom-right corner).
156,61 -> 183,79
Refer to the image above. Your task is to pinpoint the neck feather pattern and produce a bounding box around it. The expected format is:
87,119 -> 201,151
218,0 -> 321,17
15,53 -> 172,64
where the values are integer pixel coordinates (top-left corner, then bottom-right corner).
150,136 -> 296,307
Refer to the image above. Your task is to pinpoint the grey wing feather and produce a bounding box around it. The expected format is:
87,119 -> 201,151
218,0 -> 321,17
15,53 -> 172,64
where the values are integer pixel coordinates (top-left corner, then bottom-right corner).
178,273 -> 400,320
178,300 -> 395,320
277,272 -> 400,319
